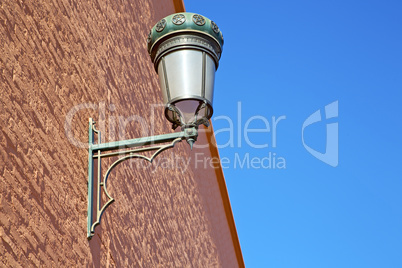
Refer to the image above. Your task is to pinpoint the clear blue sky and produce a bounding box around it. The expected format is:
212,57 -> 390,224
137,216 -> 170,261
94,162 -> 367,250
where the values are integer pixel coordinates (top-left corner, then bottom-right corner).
185,0 -> 402,267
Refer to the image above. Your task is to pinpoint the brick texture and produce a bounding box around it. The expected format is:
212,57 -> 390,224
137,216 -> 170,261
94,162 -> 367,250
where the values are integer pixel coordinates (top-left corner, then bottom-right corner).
0,0 -> 242,267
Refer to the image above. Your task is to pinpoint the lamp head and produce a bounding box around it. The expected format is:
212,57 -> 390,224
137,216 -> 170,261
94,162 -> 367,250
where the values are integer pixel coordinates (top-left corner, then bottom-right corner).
147,12 -> 224,130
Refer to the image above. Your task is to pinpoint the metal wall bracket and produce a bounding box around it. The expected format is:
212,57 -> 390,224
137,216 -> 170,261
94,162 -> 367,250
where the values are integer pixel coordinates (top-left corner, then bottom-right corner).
87,118 -> 197,239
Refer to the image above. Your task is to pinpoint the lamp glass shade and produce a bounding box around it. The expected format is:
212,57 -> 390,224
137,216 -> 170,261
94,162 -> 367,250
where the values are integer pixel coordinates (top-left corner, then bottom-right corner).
157,49 -> 216,127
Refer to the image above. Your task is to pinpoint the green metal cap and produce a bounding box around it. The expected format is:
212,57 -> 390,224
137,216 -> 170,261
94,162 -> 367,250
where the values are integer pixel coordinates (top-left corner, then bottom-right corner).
147,12 -> 224,58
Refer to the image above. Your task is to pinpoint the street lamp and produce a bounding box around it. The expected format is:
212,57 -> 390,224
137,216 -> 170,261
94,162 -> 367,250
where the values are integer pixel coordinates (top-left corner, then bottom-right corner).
87,12 -> 223,239
148,12 -> 223,134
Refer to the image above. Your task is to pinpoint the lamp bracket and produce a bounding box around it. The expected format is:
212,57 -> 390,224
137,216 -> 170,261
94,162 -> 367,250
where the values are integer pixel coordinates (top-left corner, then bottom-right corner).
87,118 -> 197,239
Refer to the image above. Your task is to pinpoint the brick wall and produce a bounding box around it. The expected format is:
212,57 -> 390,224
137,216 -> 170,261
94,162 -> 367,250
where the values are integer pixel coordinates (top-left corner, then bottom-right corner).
0,0 -> 242,266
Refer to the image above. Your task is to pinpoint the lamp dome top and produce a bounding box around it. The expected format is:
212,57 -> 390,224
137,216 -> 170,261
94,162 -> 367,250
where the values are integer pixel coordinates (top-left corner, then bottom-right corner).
147,12 -> 224,56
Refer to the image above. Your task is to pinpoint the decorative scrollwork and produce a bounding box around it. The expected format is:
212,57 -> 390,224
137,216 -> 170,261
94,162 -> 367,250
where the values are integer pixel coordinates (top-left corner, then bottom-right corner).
172,14 -> 186,25
87,118 -> 197,239
192,14 -> 205,26
89,137 -> 183,235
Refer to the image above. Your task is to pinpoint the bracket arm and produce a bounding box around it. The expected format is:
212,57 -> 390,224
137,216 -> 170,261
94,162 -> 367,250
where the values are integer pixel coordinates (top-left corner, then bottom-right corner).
87,118 -> 197,239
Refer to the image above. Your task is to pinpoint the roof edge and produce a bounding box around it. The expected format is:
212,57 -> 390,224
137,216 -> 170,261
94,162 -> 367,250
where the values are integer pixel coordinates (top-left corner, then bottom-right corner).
173,0 -> 185,12
206,123 -> 245,267
172,1 -> 244,265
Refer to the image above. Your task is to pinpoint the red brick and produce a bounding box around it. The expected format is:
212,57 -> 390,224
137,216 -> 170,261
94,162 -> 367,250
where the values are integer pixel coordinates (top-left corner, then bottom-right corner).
1,0 -> 243,266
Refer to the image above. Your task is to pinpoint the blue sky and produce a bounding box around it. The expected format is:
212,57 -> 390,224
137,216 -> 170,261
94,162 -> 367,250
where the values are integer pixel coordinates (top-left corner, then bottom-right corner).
185,0 -> 402,267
